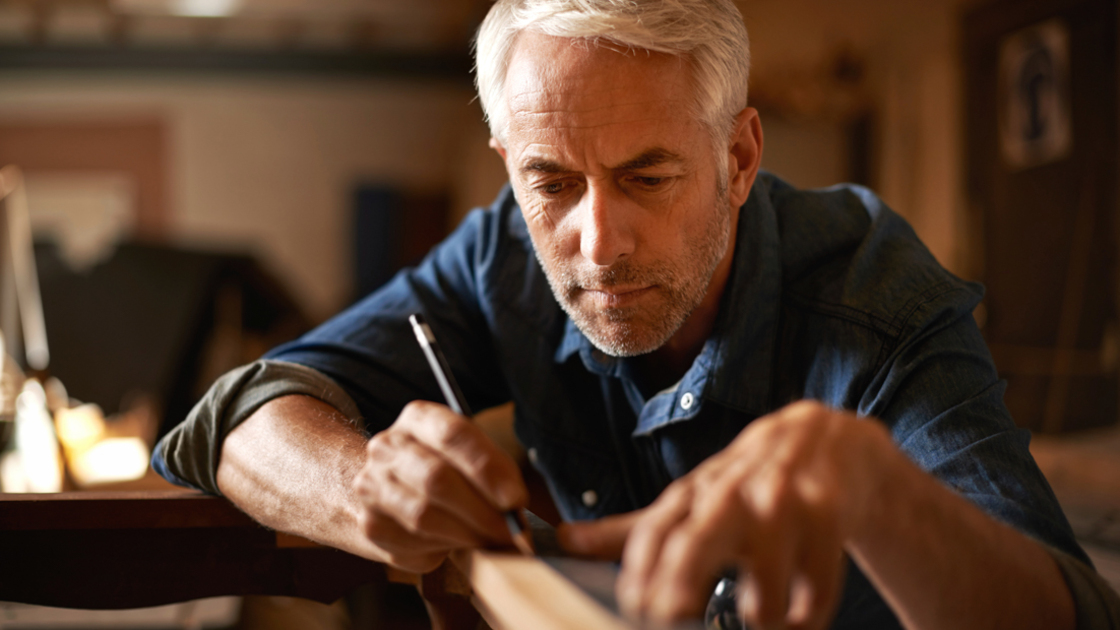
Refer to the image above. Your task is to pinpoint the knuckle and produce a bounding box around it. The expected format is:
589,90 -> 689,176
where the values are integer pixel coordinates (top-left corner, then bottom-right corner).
467,449 -> 506,482
788,399 -> 829,423
795,399 -> 827,414
752,480 -> 795,524
421,461 -> 457,497
401,399 -> 434,418
661,479 -> 695,506
433,417 -> 473,451
399,500 -> 434,533
365,430 -> 395,458
664,527 -> 703,559
627,515 -> 659,545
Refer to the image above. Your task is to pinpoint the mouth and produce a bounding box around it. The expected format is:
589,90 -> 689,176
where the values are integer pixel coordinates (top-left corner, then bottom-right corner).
579,285 -> 655,309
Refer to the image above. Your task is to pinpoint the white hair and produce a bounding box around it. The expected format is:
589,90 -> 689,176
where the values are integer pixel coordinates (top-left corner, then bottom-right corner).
474,0 -> 750,149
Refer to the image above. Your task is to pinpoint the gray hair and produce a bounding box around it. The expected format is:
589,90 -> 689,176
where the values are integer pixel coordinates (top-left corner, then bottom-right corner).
474,0 -> 751,149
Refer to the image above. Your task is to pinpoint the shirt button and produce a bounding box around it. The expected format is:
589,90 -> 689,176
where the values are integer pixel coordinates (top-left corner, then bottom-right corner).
527,447 -> 539,465
581,489 -> 598,507
680,392 -> 695,410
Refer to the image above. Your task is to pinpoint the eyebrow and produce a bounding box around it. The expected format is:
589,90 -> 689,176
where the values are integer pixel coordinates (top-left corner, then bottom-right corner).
613,148 -> 686,171
520,159 -> 568,175
519,147 -> 686,176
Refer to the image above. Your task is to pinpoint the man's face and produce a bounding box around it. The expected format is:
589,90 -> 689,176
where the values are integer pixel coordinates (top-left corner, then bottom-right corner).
495,32 -> 739,357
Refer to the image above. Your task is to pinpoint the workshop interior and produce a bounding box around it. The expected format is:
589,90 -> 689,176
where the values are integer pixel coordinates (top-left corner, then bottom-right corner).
0,0 -> 1117,628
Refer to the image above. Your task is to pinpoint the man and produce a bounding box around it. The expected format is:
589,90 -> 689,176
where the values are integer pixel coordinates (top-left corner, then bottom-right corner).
153,1 -> 1120,628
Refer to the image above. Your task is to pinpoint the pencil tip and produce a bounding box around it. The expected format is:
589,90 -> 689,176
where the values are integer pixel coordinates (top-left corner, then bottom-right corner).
505,510 -> 535,555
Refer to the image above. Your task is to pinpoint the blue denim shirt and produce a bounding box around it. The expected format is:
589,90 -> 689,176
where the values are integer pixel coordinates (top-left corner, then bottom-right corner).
167,172 -> 1089,628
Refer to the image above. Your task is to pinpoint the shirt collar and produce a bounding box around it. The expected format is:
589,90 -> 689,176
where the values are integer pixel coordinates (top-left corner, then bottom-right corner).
553,173 -> 783,418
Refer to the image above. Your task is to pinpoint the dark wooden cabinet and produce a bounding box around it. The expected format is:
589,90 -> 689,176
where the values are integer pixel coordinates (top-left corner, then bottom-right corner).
964,0 -> 1119,432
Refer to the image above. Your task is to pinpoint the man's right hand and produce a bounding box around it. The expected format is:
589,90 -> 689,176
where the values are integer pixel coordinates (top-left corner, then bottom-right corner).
352,400 -> 528,572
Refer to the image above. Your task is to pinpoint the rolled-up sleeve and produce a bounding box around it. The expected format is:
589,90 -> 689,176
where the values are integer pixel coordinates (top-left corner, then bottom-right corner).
1048,547 -> 1120,629
151,359 -> 360,495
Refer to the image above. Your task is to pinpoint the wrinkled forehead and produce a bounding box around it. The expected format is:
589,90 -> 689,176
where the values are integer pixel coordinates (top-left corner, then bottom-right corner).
503,31 -> 698,142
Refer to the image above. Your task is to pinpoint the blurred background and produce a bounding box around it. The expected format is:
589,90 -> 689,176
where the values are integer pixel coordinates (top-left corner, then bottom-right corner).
0,0 -> 1117,626
0,0 -> 1100,425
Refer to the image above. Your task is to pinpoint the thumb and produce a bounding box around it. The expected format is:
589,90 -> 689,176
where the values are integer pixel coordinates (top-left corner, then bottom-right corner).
558,509 -> 645,561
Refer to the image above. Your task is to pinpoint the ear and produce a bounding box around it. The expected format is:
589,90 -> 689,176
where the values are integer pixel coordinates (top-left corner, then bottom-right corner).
489,137 -> 508,162
726,107 -> 763,210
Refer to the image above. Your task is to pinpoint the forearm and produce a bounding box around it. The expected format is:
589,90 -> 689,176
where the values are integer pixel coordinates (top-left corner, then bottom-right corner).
216,394 -> 382,561
849,444 -> 1075,630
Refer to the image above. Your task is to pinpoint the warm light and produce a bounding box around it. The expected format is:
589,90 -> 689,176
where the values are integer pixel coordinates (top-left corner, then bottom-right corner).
55,404 -> 106,454
54,403 -> 152,487
0,380 -> 63,493
171,0 -> 242,17
111,0 -> 242,17
70,437 -> 150,486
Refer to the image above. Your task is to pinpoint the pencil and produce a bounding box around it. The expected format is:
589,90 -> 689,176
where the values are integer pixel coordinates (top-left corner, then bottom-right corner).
408,313 -> 535,556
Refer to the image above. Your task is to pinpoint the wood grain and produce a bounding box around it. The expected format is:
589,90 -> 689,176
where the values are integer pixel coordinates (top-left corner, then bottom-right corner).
452,550 -> 631,630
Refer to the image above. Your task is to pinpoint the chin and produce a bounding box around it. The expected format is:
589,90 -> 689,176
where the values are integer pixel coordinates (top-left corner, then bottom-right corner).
578,312 -> 675,358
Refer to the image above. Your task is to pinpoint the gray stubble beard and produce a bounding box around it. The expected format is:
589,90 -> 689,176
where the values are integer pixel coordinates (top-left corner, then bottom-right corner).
535,179 -> 732,357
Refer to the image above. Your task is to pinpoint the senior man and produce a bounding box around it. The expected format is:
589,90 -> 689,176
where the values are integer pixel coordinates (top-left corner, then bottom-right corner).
153,1 -> 1119,628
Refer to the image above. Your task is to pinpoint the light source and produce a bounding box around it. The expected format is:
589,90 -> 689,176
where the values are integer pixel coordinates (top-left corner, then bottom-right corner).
111,0 -> 243,18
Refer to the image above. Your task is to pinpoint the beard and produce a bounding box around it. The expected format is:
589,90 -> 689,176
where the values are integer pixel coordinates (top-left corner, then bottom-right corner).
535,180 -> 732,357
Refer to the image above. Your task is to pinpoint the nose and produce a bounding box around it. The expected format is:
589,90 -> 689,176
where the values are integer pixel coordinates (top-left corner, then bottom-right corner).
578,183 -> 636,267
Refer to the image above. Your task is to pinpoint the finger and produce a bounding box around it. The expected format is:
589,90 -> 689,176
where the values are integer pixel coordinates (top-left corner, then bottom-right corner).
786,530 -> 845,630
355,435 -> 493,548
356,509 -> 452,573
643,498 -> 750,621
399,401 -> 527,509
737,532 -> 795,630
616,484 -> 694,617
558,509 -> 645,560
384,433 -> 511,542
379,468 -> 493,547
354,454 -> 483,549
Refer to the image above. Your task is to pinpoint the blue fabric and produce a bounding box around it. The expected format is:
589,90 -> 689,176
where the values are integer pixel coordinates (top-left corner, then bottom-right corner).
264,172 -> 1086,627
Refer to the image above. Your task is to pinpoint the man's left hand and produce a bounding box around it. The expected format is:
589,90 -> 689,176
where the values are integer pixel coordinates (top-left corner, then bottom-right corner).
561,400 -> 895,630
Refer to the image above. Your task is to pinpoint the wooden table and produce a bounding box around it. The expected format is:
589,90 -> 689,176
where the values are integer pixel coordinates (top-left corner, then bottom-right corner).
0,490 -> 636,630
0,490 -> 383,609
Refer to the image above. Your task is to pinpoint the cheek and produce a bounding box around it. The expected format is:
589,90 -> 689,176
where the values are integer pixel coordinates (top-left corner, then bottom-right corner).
520,197 -> 556,232
522,199 -> 581,256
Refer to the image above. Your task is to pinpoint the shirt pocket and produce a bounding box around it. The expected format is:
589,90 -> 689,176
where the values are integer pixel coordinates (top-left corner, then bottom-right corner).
516,418 -> 631,521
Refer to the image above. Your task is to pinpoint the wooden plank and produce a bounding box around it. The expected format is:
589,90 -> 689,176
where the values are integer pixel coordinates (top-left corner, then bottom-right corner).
452,550 -> 631,630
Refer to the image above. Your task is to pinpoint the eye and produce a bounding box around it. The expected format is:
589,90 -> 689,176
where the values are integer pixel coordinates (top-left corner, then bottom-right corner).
533,179 -> 577,198
628,175 -> 672,191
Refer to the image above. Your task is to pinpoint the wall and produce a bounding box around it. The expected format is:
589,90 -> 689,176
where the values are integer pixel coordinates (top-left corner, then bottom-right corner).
0,0 -> 985,321
0,72 -> 508,321
743,0 -> 977,274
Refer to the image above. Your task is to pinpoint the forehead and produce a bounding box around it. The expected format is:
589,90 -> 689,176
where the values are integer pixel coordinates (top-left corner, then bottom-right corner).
503,32 -> 704,160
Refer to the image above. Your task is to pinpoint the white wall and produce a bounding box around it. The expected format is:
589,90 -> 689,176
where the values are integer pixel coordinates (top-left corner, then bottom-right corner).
0,72 -> 508,321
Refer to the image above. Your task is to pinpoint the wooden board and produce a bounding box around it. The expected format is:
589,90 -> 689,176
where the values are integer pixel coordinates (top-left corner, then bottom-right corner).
453,550 -> 632,630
